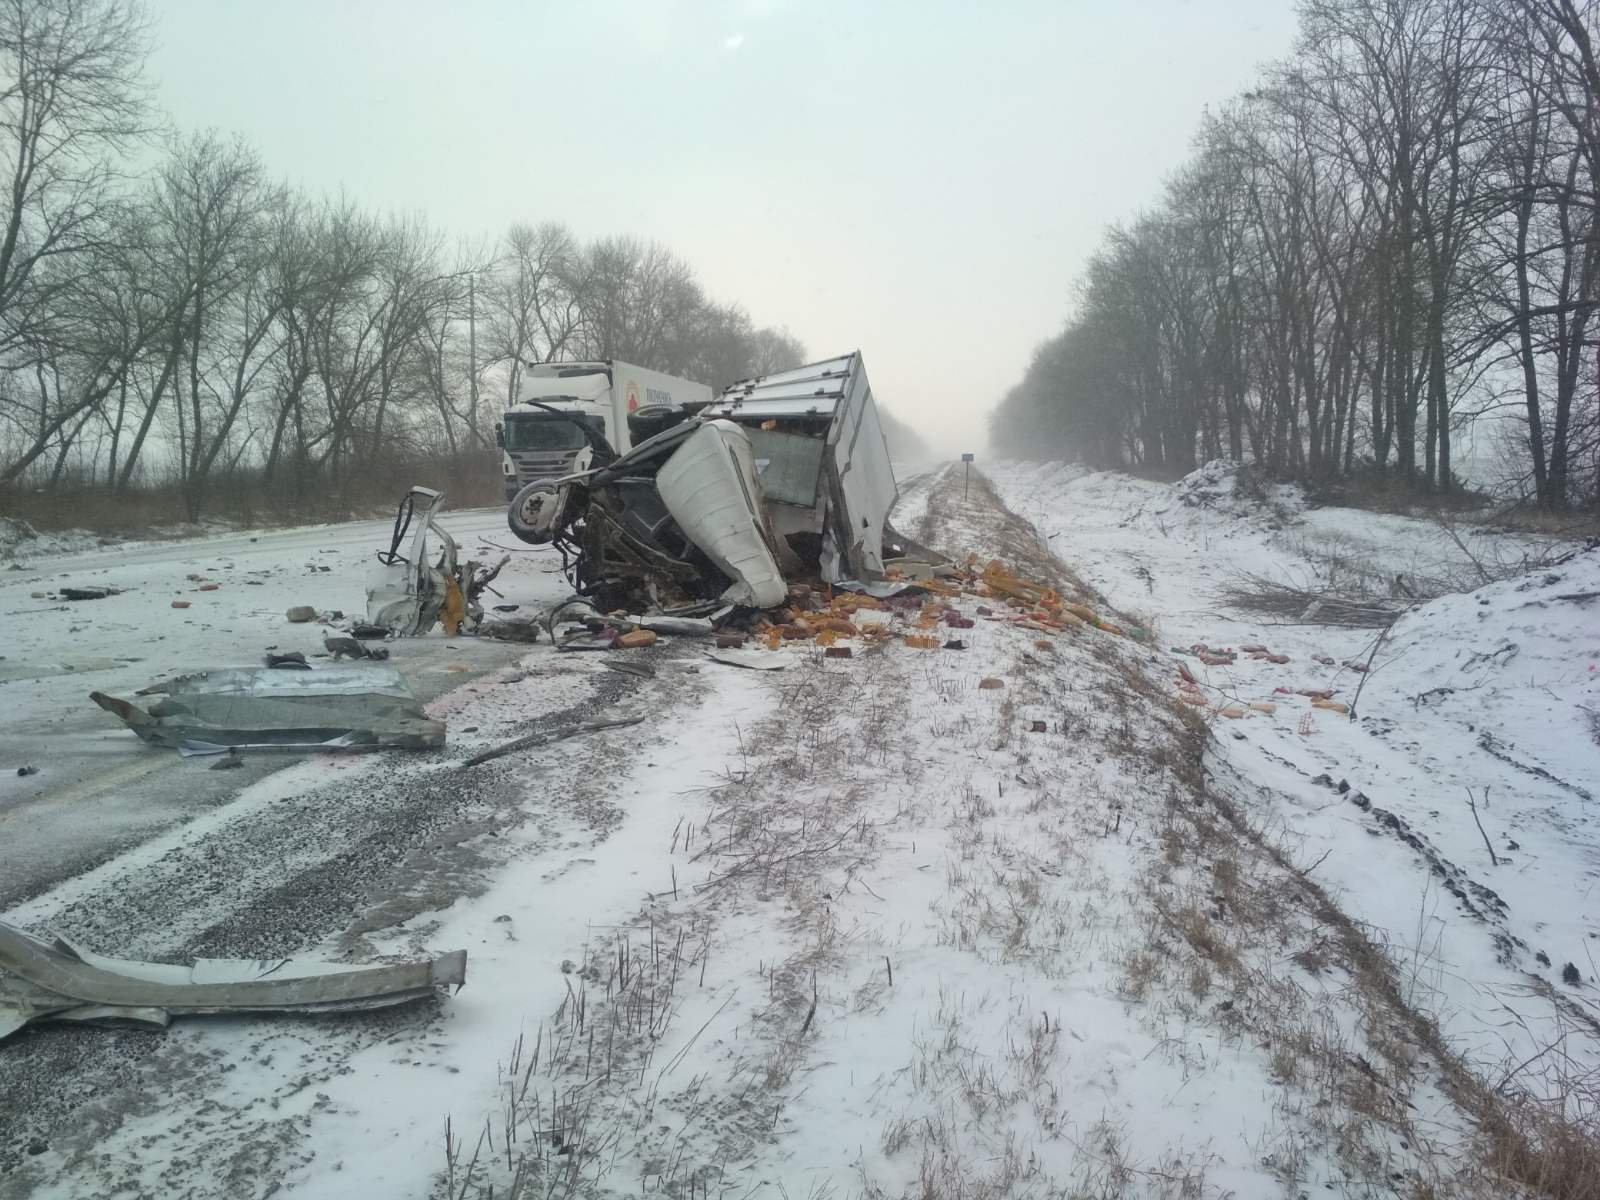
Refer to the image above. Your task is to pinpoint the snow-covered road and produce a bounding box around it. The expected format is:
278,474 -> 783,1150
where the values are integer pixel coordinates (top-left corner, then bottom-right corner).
0,508 -> 570,904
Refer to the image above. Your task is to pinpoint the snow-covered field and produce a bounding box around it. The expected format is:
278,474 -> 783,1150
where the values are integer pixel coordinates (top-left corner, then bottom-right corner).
2,464 -> 1597,1199
988,462 -> 1600,1126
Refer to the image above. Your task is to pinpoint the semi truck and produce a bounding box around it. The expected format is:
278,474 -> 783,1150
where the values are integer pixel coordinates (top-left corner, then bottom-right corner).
495,361 -> 712,501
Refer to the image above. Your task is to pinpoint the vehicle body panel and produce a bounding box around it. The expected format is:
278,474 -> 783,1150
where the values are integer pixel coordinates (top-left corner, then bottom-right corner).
655,421 -> 787,608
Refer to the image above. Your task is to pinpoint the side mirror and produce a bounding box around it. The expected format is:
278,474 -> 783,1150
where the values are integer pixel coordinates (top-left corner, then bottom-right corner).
494,423 -> 505,449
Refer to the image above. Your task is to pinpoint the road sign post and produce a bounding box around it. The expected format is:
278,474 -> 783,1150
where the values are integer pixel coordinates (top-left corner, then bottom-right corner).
961,452 -> 974,501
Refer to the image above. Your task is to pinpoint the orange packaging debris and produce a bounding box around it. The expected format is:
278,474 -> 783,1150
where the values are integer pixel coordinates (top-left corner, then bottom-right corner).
1249,701 -> 1276,714
617,629 -> 657,649
814,629 -> 839,647
1312,698 -> 1349,713
903,635 -> 939,649
779,623 -> 814,640
762,627 -> 783,651
815,618 -> 858,635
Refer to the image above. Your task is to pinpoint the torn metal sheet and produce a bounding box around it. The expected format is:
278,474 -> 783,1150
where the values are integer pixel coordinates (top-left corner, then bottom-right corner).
0,921 -> 465,1041
367,487 -> 507,636
90,665 -> 445,752
366,486 -> 458,635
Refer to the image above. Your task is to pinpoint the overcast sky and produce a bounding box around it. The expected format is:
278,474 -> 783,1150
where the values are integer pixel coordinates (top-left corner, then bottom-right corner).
144,0 -> 1299,456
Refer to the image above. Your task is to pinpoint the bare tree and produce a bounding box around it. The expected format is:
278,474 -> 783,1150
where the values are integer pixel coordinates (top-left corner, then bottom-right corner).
0,0 -> 154,483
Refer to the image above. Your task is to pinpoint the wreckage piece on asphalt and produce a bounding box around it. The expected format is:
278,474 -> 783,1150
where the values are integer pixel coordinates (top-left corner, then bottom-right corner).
366,486 -> 508,636
90,665 -> 445,753
505,351 -> 945,611
0,920 -> 465,1041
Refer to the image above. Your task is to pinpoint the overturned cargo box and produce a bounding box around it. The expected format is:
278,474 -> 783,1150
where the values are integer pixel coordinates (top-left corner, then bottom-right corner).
706,351 -> 905,586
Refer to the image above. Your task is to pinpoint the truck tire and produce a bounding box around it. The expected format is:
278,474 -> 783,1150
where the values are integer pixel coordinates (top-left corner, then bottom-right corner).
507,479 -> 563,545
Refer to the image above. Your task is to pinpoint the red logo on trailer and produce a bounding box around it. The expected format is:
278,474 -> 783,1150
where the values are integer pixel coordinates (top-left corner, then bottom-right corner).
625,380 -> 640,412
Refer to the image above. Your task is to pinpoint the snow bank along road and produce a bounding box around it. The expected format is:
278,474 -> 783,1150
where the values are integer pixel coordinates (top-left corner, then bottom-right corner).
2,465 -> 1597,1199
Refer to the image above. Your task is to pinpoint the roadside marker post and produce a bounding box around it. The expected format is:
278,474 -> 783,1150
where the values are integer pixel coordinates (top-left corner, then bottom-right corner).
961,452 -> 974,501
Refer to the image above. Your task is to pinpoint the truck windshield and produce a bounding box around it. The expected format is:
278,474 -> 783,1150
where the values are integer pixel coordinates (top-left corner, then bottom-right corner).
504,415 -> 604,452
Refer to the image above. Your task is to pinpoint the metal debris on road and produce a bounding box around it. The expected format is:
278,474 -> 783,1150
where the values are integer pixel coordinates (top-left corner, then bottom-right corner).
89,665 -> 445,753
323,633 -> 391,661
365,487 -> 508,637
706,651 -> 787,671
460,714 -> 645,767
0,920 -> 465,1042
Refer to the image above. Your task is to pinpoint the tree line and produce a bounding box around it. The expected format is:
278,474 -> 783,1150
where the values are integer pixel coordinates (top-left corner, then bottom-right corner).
991,0 -> 1600,511
0,1 -> 805,520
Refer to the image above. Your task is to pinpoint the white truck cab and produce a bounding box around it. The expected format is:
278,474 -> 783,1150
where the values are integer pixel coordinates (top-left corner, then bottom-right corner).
496,361 -> 712,501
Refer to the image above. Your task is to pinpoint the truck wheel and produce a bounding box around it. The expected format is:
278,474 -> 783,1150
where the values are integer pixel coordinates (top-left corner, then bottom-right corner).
507,479 -> 563,545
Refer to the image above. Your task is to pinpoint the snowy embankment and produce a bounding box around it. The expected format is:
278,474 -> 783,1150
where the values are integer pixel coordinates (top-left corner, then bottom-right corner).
988,460 -> 1600,1125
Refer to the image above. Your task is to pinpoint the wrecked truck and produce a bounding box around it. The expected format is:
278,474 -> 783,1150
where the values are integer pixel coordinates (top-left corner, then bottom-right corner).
504,352 -> 936,612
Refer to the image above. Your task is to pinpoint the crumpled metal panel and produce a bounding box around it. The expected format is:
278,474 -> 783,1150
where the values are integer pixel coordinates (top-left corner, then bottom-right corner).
0,920 -> 466,1040
90,665 -> 445,752
655,421 -> 787,609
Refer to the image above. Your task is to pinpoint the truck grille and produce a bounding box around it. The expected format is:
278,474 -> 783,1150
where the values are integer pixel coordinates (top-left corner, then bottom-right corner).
511,452 -> 579,482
